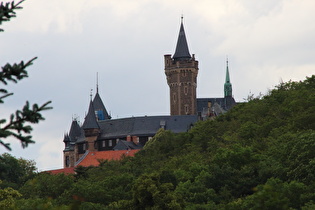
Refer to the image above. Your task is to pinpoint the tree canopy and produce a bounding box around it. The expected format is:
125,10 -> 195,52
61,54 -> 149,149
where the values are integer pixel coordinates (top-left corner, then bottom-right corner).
1,75 -> 313,209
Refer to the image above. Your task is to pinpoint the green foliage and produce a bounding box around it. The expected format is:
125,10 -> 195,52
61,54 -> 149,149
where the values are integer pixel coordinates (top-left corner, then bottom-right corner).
0,0 -> 52,150
0,0 -> 24,32
0,181 -> 22,209
0,153 -> 37,189
19,173 -> 74,200
131,173 -> 182,209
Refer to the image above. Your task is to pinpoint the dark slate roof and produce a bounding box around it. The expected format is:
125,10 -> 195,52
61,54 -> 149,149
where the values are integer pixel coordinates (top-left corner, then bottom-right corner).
113,140 -> 143,150
173,21 -> 191,61
98,115 -> 198,139
93,92 -> 111,120
69,120 -> 84,142
82,100 -> 100,130
197,97 -> 236,114
63,134 -> 70,143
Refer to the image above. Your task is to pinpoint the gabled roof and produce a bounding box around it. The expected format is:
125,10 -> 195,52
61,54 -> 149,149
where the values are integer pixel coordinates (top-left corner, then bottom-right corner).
173,18 -> 191,61
93,92 -> 111,120
76,150 -> 139,167
82,100 -> 100,130
113,140 -> 143,150
197,97 -> 236,113
98,115 -> 198,139
45,167 -> 75,175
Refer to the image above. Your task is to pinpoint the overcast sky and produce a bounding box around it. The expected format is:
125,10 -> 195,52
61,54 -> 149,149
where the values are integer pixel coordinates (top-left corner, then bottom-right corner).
1,0 -> 314,171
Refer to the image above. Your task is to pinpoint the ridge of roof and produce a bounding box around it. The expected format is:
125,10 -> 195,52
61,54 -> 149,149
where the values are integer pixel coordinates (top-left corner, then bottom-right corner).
45,167 -> 75,175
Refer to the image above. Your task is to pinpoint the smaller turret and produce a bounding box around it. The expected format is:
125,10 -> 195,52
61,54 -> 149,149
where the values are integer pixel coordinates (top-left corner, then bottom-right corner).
223,58 -> 236,110
224,58 -> 232,98
82,99 -> 100,152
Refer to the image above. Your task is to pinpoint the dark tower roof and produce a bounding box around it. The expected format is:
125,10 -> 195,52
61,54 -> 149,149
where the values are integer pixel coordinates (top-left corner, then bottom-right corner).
63,134 -> 70,143
173,17 -> 191,61
93,74 -> 111,120
69,119 -> 84,141
82,100 -> 100,130
93,92 -> 111,120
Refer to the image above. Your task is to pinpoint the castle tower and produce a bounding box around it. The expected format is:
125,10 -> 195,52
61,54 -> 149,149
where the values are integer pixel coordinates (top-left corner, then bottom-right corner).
164,17 -> 199,115
81,99 -> 100,152
63,119 -> 84,168
224,58 -> 235,110
224,58 -> 232,98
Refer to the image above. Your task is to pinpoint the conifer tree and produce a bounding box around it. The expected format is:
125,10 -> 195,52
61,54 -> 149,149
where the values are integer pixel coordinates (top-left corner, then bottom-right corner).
0,0 -> 52,150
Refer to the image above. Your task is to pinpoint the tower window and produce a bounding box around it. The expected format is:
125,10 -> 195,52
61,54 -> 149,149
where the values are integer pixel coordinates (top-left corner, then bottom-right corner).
65,156 -> 70,167
185,105 -> 189,114
173,93 -> 176,103
95,110 -> 105,121
184,86 -> 188,95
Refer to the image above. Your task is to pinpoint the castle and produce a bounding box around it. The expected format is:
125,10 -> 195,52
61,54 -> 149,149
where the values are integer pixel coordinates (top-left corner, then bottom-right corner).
62,18 -> 236,169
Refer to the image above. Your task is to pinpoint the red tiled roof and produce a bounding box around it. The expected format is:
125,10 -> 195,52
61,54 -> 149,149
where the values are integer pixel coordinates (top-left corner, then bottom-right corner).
77,149 -> 139,167
45,167 -> 75,175
43,149 -> 140,175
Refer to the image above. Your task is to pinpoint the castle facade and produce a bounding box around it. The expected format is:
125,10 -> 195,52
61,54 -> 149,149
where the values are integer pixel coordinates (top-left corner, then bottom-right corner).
62,18 -> 236,168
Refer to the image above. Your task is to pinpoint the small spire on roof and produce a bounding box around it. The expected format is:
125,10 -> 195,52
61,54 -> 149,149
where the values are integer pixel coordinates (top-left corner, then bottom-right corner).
226,55 -> 229,66
96,72 -> 99,94
224,56 -> 232,97
90,89 -> 93,101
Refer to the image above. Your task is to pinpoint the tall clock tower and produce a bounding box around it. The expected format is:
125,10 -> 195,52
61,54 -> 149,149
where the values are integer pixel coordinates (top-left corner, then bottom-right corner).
164,17 -> 199,115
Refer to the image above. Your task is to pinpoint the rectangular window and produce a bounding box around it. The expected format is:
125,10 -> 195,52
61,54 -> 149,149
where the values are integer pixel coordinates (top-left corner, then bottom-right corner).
185,104 -> 189,114
184,86 -> 188,95
109,140 -> 112,147
83,143 -> 86,150
102,140 -> 106,147
65,156 -> 70,167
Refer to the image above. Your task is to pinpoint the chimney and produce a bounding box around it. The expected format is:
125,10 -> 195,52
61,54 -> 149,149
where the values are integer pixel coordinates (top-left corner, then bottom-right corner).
132,136 -> 139,145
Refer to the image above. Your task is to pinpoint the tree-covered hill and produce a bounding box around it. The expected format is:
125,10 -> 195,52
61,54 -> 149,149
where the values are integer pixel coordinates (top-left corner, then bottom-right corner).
1,75 -> 315,209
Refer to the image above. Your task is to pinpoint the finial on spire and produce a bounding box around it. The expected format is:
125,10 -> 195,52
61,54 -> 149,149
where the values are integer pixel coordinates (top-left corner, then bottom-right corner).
226,55 -> 229,66
90,89 -> 93,101
181,14 -> 183,23
96,72 -> 99,94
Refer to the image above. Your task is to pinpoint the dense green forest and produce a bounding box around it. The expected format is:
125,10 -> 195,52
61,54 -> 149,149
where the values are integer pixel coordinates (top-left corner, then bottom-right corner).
1,75 -> 315,209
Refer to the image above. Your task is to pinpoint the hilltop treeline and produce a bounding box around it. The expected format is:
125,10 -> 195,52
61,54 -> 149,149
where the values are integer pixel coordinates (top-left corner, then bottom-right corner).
1,75 -> 315,209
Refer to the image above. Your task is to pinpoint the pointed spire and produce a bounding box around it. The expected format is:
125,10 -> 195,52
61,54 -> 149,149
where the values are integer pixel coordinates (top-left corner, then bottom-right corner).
224,57 -> 232,97
225,57 -> 230,83
92,75 -> 111,120
173,16 -> 191,61
69,119 -> 84,141
93,92 -> 111,120
82,100 -> 99,130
